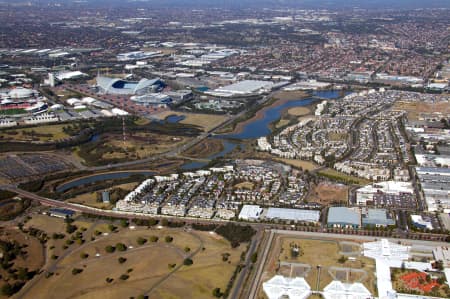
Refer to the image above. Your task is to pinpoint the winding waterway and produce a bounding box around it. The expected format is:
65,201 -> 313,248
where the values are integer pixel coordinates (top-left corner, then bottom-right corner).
57,90 -> 347,189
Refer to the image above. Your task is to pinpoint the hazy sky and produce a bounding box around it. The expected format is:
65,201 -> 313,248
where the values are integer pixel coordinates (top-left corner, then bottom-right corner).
4,0 -> 450,9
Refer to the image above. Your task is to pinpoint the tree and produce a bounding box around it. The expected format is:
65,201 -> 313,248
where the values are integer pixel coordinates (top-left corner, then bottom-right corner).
80,252 -> 89,259
338,256 -> 347,264
184,246 -> 191,253
183,258 -> 193,266
120,274 -> 129,280
116,243 -> 127,252
165,236 -> 173,243
72,268 -> 83,275
66,224 -> 77,234
137,237 -> 147,245
1,283 -> 14,296
108,224 -> 116,232
118,257 -> 127,264
212,288 -> 222,298
105,245 -> 115,253
149,236 -> 159,242
251,252 -> 258,263
120,219 -> 129,228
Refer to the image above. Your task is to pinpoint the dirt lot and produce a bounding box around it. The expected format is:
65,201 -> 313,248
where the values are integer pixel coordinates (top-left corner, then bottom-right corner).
21,217 -> 246,299
0,124 -> 70,142
68,193 -> 112,209
234,181 -> 255,190
307,182 -> 349,205
393,100 -> 450,121
274,158 -> 319,171
155,111 -> 229,131
103,133 -> 190,160
287,107 -> 310,116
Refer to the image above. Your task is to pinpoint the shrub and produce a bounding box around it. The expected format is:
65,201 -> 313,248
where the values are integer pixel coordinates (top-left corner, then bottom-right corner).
120,219 -> 129,228
149,236 -> 158,242
116,243 -> 127,252
80,252 -> 89,259
105,245 -> 115,253
137,237 -> 147,245
183,258 -> 193,266
120,274 -> 129,280
165,236 -> 173,243
72,268 -> 83,275
213,288 -> 222,298
118,257 -> 127,264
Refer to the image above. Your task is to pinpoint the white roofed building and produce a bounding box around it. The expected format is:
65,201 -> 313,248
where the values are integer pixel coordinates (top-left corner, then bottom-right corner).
323,281 -> 372,299
263,275 -> 311,299
238,204 -> 263,221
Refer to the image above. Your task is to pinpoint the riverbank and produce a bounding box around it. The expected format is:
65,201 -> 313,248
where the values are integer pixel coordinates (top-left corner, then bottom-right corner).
230,90 -> 311,135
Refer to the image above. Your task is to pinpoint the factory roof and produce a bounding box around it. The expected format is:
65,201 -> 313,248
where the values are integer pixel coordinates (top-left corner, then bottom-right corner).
206,80 -> 274,97
327,207 -> 360,225
362,209 -> 395,226
238,204 -> 263,220
265,208 -> 320,222
357,181 -> 413,195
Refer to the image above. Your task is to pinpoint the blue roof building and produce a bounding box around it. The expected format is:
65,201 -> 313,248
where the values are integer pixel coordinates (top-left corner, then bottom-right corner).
327,207 -> 361,228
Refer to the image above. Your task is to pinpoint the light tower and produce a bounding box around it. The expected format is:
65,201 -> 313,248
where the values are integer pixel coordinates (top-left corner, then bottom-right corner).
48,73 -> 55,87
122,101 -> 127,150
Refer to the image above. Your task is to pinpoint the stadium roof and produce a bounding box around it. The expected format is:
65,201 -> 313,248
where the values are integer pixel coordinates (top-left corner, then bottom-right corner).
265,208 -> 320,222
96,76 -> 162,95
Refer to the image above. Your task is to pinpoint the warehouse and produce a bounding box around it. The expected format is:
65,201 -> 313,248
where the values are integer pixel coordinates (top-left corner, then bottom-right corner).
238,205 -> 263,221
265,208 -> 320,223
361,208 -> 395,228
327,207 -> 361,228
205,80 -> 274,97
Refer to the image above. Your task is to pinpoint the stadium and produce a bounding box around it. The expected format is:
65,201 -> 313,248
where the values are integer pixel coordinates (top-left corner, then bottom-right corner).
96,76 -> 165,95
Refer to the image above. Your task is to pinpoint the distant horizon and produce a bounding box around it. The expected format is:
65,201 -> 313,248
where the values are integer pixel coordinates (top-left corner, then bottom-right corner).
1,0 -> 450,9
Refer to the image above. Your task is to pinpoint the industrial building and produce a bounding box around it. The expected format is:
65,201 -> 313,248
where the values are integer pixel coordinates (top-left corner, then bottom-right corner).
205,80 -> 275,97
116,51 -> 161,61
264,208 -> 320,223
238,204 -> 263,221
48,208 -> 75,219
96,76 -> 164,95
327,207 -> 361,228
415,167 -> 450,212
361,208 -> 395,228
356,181 -> 415,209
